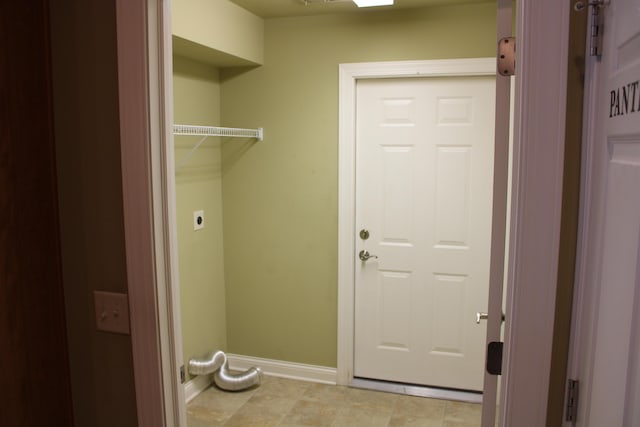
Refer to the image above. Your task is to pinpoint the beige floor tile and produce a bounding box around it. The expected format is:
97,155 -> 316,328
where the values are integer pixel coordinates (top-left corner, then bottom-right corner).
332,407 -> 392,427
346,387 -> 399,416
252,376 -> 313,400
187,384 -> 258,426
242,394 -> 298,416
194,384 -> 258,409
187,416 -> 225,427
223,412 -> 282,427
388,414 -> 443,427
442,422 -> 480,427
443,401 -> 481,426
187,403 -> 230,426
301,383 -> 352,408
186,376 -> 484,427
393,395 -> 446,420
279,399 -> 339,426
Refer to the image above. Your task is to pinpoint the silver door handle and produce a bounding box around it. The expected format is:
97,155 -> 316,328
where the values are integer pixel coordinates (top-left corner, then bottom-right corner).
475,312 -> 506,324
359,250 -> 378,261
475,312 -> 488,324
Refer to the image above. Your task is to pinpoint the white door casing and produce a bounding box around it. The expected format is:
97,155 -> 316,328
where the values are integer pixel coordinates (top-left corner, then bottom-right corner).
568,0 -> 640,425
353,76 -> 495,391
115,0 -> 185,425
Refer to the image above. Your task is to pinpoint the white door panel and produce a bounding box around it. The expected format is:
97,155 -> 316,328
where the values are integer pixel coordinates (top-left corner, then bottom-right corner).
354,77 -> 495,391
587,143 -> 640,426
573,0 -> 640,425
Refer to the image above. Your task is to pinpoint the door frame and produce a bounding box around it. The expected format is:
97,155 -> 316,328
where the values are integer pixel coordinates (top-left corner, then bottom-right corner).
114,0 -> 571,425
336,58 -> 497,386
115,0 -> 185,425
500,1 -> 570,424
563,42 -> 599,427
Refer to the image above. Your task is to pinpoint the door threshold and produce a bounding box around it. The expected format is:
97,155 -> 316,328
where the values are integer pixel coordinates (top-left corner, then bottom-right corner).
350,378 -> 482,404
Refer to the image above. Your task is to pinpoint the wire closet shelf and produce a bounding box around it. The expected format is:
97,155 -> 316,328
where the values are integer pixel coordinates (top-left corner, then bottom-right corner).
173,124 -> 263,170
173,124 -> 263,141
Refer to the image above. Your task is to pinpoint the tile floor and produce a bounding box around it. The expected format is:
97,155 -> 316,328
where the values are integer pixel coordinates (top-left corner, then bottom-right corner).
187,375 -> 481,427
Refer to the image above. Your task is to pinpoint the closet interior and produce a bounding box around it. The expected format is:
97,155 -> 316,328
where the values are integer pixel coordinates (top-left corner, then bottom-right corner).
171,0 -> 498,394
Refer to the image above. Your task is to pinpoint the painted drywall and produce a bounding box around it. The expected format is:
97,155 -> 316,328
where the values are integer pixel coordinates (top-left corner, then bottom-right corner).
220,3 -> 497,368
173,0 -> 264,66
173,56 -> 228,381
49,1 -> 137,426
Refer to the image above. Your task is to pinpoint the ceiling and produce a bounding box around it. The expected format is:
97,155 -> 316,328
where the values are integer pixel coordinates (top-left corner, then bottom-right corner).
229,0 -> 493,19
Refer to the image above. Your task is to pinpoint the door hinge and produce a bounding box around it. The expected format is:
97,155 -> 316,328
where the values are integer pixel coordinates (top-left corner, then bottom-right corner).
498,37 -> 515,76
566,379 -> 579,424
486,341 -> 503,375
574,0 -> 609,57
180,365 -> 186,384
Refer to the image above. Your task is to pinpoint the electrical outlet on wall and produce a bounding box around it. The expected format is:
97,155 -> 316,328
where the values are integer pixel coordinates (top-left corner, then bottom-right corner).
193,210 -> 204,230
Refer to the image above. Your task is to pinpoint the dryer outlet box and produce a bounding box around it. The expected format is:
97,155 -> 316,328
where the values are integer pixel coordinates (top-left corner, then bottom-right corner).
194,210 -> 204,230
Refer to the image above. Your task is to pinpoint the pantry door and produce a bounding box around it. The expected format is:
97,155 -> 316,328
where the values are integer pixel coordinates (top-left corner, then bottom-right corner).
354,76 -> 495,391
569,0 -> 640,425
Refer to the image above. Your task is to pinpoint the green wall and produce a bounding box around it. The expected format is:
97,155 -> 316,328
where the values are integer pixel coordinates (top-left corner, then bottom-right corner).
220,3 -> 497,368
173,56 -> 227,381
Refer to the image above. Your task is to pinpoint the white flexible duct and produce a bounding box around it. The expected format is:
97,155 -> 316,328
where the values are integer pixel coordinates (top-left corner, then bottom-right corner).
188,350 -> 262,391
214,363 -> 262,392
188,350 -> 226,376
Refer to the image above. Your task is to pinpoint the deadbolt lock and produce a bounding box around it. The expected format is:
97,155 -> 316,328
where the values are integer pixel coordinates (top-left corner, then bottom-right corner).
359,229 -> 370,240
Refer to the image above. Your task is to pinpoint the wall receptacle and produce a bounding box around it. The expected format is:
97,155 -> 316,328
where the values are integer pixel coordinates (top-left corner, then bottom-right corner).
193,210 -> 204,230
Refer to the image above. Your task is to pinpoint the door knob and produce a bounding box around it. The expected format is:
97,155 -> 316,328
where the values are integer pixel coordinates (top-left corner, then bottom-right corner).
359,250 -> 378,261
475,312 -> 505,324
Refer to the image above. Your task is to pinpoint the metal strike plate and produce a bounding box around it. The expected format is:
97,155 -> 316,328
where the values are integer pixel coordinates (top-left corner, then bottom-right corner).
487,341 -> 504,375
498,37 -> 516,76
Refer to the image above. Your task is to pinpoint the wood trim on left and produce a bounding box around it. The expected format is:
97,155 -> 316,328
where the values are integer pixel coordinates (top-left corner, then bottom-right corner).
115,0 -> 166,425
115,0 -> 185,424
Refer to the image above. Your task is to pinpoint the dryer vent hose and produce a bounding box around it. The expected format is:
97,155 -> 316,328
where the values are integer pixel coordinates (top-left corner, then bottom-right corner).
188,350 -> 262,391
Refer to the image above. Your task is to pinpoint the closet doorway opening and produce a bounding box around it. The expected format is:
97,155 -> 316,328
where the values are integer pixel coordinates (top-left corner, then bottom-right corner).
165,2 -> 513,426
114,0 -> 574,425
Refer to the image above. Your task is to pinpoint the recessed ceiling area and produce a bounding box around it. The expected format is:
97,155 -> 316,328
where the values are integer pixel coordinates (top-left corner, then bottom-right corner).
229,0 -> 493,19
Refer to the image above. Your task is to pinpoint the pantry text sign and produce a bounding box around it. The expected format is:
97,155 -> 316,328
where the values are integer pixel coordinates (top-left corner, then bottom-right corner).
610,80 -> 640,118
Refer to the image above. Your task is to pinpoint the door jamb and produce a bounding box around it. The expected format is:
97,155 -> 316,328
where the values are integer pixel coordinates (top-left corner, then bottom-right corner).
499,1 -> 570,424
563,8 -> 605,426
115,0 -> 185,425
337,58 -> 496,385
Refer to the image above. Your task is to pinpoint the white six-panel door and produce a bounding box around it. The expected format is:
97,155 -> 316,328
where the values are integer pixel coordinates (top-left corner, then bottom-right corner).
354,76 -> 495,391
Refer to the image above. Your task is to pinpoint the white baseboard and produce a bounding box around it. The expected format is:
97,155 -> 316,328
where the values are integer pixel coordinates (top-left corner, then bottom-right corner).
227,354 -> 337,385
184,373 -> 214,403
